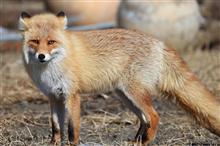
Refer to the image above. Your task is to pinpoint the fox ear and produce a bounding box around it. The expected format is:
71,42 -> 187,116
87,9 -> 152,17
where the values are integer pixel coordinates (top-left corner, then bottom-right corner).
57,11 -> 65,17
57,11 -> 67,29
19,12 -> 31,30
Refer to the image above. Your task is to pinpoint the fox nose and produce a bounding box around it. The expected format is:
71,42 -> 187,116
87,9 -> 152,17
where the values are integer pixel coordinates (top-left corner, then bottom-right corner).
38,54 -> 45,61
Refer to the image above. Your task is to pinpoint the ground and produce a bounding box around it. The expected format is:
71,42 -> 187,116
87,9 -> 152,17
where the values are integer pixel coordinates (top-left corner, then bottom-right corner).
0,46 -> 220,145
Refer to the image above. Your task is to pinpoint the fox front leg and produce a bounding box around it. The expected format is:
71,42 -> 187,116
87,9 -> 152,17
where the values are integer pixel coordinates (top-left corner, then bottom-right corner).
49,97 -> 66,145
66,94 -> 81,145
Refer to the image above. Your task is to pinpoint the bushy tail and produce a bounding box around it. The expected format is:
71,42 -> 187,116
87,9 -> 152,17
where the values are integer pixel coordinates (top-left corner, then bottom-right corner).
159,47 -> 220,136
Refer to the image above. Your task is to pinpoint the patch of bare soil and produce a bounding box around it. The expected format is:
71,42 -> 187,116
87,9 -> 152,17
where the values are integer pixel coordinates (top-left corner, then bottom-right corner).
0,48 -> 220,145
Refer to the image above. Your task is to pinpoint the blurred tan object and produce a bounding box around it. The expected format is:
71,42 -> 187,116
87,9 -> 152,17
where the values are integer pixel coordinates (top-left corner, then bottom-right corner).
0,0 -> 45,29
46,0 -> 120,25
195,20 -> 220,50
199,0 -> 220,20
118,0 -> 204,50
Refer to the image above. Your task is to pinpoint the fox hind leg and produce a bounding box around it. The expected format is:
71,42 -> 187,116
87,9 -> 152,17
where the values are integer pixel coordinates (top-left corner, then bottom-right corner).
114,89 -> 149,141
117,85 -> 159,144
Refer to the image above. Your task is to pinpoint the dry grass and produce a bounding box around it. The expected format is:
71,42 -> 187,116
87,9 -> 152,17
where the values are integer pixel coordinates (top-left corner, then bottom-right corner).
0,47 -> 220,145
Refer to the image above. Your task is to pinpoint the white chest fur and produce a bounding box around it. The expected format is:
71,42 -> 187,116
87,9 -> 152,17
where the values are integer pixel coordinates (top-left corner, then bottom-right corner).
25,61 -> 71,99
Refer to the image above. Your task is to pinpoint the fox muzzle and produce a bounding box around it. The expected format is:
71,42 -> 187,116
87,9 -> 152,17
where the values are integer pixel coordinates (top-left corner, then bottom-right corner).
35,53 -> 51,63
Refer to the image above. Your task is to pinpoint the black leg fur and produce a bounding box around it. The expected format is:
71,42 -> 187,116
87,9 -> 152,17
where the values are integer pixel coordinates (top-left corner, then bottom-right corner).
68,119 -> 74,143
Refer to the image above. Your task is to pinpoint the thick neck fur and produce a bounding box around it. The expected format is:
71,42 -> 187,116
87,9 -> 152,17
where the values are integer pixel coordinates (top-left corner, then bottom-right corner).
23,46 -> 73,99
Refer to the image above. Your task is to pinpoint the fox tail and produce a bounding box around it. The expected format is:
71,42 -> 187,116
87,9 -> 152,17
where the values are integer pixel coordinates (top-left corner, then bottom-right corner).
159,47 -> 220,136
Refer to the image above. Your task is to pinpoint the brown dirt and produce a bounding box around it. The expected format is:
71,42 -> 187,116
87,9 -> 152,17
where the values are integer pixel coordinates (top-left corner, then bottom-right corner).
0,47 -> 220,145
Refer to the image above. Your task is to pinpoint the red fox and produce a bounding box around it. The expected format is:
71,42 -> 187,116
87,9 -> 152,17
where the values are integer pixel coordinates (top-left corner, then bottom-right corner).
19,12 -> 220,145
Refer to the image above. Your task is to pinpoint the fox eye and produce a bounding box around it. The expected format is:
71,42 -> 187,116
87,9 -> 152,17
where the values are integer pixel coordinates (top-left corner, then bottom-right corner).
30,40 -> 39,44
48,40 -> 56,45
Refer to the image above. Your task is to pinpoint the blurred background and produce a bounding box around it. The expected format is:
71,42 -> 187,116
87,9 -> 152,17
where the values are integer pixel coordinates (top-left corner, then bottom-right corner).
1,0 -> 220,50
0,0 -> 220,145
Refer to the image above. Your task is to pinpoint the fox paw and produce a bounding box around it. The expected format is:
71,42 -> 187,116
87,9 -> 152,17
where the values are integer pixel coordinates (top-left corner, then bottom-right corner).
50,135 -> 61,145
68,141 -> 78,146
126,139 -> 148,146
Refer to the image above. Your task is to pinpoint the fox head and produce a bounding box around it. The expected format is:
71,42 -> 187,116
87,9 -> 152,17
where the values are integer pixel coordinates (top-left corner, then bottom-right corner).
19,12 -> 67,64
